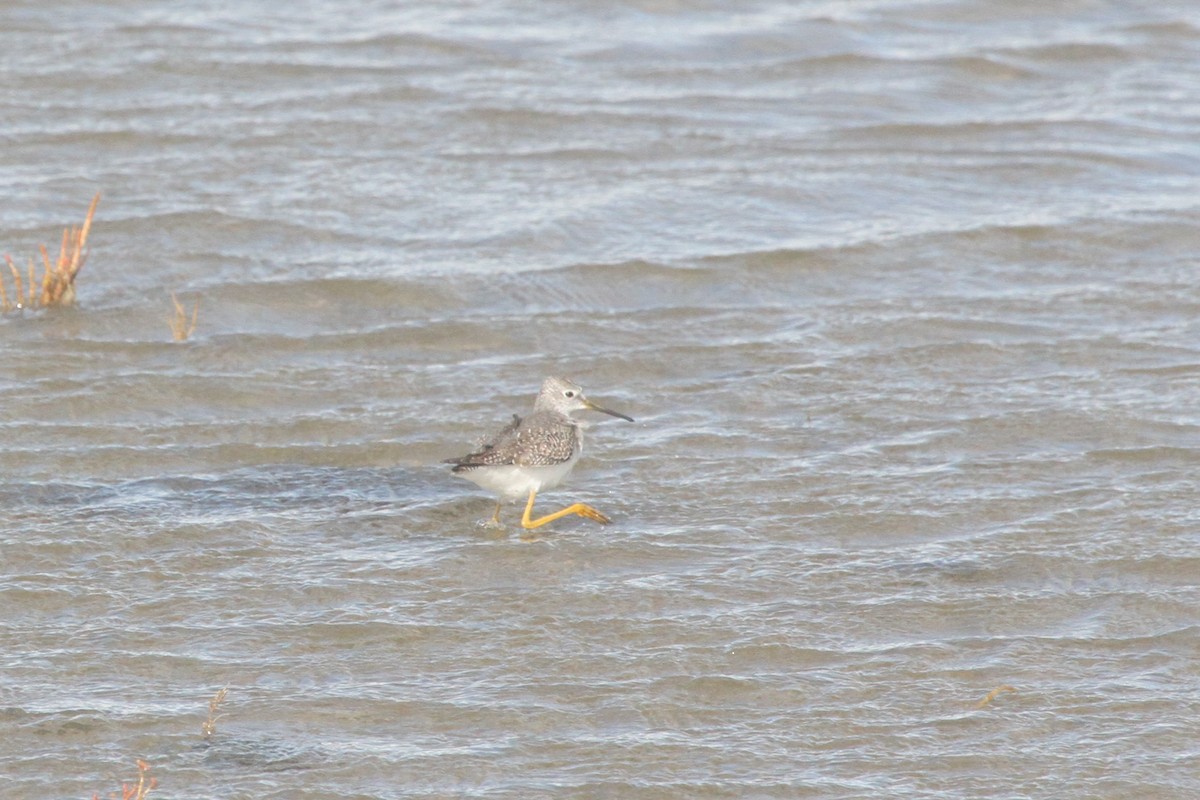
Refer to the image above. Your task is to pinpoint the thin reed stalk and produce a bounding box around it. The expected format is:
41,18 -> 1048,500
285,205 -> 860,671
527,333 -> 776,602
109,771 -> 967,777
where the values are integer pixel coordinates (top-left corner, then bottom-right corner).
169,293 -> 200,342
975,684 -> 1016,709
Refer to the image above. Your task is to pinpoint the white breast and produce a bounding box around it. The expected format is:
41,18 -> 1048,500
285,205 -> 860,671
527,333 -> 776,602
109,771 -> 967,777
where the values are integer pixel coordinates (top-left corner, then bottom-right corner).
459,448 -> 581,499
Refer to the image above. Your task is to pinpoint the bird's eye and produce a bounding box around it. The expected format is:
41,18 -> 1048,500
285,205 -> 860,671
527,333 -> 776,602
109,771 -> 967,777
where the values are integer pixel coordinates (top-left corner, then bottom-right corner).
564,391 -> 575,398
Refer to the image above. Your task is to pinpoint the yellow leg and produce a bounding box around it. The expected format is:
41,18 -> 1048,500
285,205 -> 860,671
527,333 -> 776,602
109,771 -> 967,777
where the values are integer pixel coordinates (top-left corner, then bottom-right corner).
520,488 -> 611,529
477,500 -> 506,531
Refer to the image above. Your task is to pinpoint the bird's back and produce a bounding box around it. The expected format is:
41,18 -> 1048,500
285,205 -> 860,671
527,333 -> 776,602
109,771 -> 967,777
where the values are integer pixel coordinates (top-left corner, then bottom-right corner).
445,410 -> 578,472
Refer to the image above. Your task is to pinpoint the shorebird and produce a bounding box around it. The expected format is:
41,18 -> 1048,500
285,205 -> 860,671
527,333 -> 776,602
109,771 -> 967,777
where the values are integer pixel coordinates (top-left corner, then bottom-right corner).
445,376 -> 633,530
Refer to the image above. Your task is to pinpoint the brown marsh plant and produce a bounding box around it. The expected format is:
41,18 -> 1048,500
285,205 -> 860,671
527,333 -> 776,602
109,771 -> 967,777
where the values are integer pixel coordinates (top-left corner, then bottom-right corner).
1,192 -> 99,312
91,758 -> 156,800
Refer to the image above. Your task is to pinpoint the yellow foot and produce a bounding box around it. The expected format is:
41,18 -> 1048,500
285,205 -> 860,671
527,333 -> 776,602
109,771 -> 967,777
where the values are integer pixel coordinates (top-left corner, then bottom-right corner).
570,504 -> 611,525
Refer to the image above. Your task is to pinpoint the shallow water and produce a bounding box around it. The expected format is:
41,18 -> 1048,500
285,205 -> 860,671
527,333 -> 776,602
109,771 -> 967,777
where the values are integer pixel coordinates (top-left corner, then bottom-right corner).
3,2 -> 1200,798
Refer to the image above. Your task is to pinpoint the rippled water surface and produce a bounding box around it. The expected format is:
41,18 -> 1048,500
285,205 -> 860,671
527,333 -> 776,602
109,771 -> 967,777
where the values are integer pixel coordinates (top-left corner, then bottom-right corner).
3,2 -> 1200,798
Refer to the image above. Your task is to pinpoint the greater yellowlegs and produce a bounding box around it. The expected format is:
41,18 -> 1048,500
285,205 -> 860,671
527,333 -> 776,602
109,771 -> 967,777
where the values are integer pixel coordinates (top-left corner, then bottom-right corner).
445,376 -> 634,529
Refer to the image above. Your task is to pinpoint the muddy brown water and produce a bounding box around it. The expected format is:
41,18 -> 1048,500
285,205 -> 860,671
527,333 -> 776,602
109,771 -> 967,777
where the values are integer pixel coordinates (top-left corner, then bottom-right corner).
3,3 -> 1199,798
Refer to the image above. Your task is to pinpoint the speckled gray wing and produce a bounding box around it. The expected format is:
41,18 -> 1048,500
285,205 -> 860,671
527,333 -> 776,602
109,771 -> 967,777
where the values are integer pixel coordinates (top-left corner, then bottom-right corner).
445,414 -> 524,471
512,420 -> 576,467
444,413 -> 577,471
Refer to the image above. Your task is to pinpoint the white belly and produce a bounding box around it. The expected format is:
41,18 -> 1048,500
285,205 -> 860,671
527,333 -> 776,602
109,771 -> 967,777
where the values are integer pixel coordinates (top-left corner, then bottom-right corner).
458,451 -> 580,499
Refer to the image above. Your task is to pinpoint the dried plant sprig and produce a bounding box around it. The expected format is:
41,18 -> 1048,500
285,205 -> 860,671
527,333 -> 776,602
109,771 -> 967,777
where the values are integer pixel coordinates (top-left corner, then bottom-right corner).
169,293 -> 200,342
7,254 -> 25,310
125,759 -> 157,800
0,258 -> 10,311
202,686 -> 228,737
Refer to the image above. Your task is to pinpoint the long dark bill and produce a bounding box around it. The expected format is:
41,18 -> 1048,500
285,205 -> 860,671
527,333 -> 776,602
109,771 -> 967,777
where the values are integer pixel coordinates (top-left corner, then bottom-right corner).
584,399 -> 634,423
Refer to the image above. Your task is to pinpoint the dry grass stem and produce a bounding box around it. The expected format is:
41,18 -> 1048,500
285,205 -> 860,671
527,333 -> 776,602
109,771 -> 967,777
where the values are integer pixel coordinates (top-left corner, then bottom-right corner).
202,686 -> 229,737
91,758 -> 156,800
6,255 -> 24,310
169,293 -> 200,341
975,684 -> 1016,709
1,192 -> 99,311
